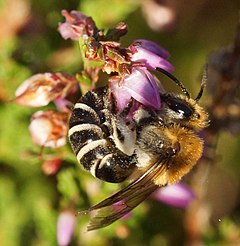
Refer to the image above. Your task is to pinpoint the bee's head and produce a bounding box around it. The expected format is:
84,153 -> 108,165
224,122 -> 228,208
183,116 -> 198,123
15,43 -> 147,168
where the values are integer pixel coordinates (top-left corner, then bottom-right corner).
161,93 -> 209,131
156,67 -> 209,131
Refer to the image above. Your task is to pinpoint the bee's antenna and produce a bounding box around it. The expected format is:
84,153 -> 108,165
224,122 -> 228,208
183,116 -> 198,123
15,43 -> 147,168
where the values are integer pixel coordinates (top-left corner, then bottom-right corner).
195,64 -> 208,101
156,67 -> 190,98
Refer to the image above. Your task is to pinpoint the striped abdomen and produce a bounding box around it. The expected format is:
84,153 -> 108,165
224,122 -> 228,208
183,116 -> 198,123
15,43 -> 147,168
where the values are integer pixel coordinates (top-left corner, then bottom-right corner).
68,86 -> 137,183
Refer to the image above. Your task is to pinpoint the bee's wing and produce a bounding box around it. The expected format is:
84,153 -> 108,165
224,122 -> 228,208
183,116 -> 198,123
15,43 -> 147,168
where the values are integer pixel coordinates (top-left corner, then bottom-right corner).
79,157 -> 169,231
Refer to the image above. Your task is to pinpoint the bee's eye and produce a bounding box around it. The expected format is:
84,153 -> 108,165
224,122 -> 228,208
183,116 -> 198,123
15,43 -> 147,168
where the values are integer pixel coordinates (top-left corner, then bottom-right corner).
164,97 -> 193,118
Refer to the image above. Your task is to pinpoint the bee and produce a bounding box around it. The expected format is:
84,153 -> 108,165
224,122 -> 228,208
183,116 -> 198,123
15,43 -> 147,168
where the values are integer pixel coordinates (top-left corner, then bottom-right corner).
68,68 -> 209,231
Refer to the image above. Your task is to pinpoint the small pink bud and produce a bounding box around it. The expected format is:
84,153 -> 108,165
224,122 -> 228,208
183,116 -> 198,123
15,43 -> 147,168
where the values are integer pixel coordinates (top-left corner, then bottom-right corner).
29,110 -> 68,148
42,158 -> 62,175
57,211 -> 76,246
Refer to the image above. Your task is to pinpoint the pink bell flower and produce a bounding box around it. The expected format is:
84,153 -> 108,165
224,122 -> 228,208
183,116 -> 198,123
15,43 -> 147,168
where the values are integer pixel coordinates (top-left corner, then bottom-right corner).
133,39 -> 171,59
57,211 -> 76,246
129,40 -> 174,71
110,67 -> 161,112
152,183 -> 196,208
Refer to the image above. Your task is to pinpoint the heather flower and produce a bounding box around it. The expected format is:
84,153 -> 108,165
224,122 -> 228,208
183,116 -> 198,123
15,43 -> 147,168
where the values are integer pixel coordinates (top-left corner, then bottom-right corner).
15,73 -> 79,107
58,10 -> 97,41
57,10 -> 174,114
129,40 -> 174,71
133,39 -> 171,59
109,77 -> 132,112
110,67 -> 161,112
152,183 -> 195,208
58,11 -> 174,114
29,110 -> 68,148
57,211 -> 76,246
42,158 -> 62,175
108,39 -> 174,112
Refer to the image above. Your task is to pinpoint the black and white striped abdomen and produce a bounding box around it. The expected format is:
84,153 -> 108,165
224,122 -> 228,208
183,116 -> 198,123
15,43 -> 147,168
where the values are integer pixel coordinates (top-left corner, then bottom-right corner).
68,86 -> 137,183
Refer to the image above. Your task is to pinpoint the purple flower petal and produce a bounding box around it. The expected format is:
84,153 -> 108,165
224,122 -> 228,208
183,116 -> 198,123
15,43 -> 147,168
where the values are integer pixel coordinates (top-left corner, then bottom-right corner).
130,46 -> 174,71
152,183 -> 196,208
57,211 -> 76,246
109,79 -> 132,112
123,68 -> 161,110
133,39 -> 170,59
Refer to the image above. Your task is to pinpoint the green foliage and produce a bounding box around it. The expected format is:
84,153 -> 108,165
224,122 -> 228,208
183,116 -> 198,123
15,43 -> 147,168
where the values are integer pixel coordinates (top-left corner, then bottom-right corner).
57,168 -> 80,202
81,0 -> 139,27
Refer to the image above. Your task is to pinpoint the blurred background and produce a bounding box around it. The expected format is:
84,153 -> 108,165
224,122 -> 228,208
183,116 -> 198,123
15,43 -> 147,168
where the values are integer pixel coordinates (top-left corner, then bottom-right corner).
0,0 -> 240,245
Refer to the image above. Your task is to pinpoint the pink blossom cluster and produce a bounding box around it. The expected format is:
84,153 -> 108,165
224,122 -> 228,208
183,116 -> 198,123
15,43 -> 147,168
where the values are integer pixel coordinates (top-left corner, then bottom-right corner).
15,10 -> 174,151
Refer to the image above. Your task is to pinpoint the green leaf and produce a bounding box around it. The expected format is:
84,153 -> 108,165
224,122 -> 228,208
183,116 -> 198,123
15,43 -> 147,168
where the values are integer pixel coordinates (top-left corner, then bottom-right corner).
81,0 -> 139,28
57,168 -> 80,201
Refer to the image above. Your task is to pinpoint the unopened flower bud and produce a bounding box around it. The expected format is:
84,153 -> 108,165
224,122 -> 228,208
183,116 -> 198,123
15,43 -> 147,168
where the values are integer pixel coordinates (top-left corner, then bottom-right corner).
42,158 -> 62,175
29,110 -> 68,148
57,211 -> 76,246
15,73 -> 79,107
